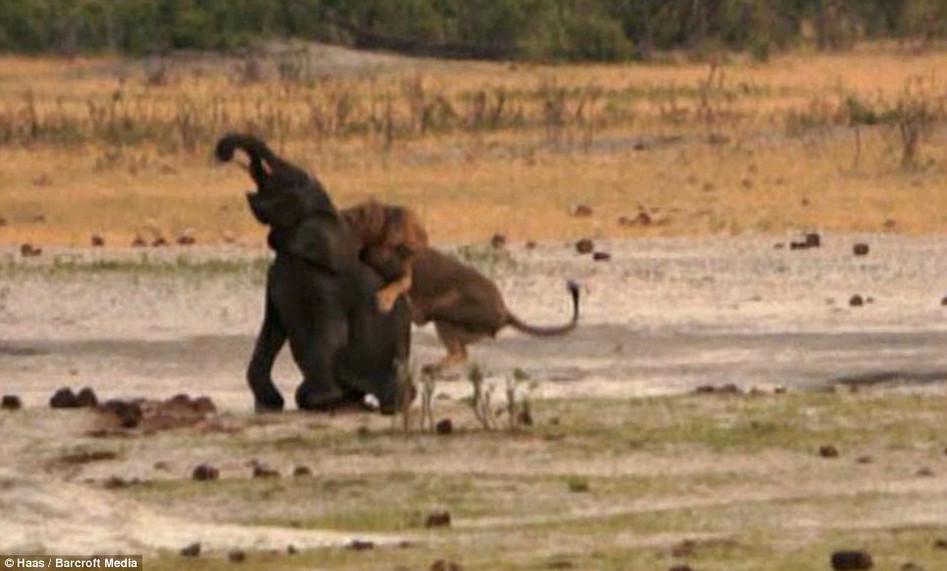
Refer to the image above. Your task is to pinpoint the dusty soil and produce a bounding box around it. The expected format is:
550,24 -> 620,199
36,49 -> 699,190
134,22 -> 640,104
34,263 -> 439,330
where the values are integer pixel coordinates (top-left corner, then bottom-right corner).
2,234 -> 947,567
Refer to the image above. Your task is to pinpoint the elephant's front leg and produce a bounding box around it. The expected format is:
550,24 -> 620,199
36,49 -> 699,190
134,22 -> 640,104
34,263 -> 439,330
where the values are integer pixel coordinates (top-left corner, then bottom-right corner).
290,317 -> 348,411
247,296 -> 288,413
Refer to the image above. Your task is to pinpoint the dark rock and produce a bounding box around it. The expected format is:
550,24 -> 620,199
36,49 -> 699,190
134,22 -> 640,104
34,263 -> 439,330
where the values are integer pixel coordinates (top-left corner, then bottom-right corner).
849,295 -> 864,307
435,418 -> 454,435
252,461 -> 280,478
75,387 -> 98,408
227,550 -> 246,563
853,243 -> 869,256
430,560 -> 462,571
346,539 -> 375,551
805,232 -> 821,248
570,204 -> 593,217
50,388 -> 79,409
91,235 -> 105,247
20,243 -> 42,257
790,241 -> 808,250
718,383 -> 740,394
695,385 -> 716,394
592,251 -> 611,262
424,511 -> 451,528
941,296 -> 947,307
933,538 -> 947,550
153,461 -> 170,471
293,465 -> 312,477
575,238 -> 594,255
131,236 -> 147,248
916,467 -> 935,477
490,233 -> 506,249
525,240 -> 537,250
831,550 -> 873,570
191,463 -> 219,481
98,399 -> 143,428
180,543 -> 201,558
176,234 -> 196,246
103,476 -> 130,489
2,395 -> 22,410
151,237 -> 168,247
286,544 -> 298,555
819,445 -> 840,458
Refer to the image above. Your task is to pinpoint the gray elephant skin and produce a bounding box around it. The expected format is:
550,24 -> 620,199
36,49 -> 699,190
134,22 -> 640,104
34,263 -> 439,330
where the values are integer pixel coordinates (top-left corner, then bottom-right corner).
215,133 -> 410,414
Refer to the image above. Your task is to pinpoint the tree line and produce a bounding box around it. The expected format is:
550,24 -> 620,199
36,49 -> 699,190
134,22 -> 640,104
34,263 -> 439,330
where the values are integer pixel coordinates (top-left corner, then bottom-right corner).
1,0 -> 946,61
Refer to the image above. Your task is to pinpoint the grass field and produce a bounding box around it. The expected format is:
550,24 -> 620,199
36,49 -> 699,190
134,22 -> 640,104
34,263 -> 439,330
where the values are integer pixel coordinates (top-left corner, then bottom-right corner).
1,42 -> 947,247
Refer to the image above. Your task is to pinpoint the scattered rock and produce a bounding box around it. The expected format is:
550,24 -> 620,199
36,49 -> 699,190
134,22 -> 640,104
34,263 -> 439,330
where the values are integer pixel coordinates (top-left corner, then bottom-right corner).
252,461 -> 280,478
790,241 -> 809,250
570,204 -> 593,217
901,561 -> 924,571
424,511 -> 452,528
933,538 -> 947,550
103,476 -> 132,490
75,387 -> 98,408
671,540 -> 696,557
91,234 -> 105,247
152,236 -> 168,247
98,399 -> 143,428
192,463 -> 219,481
773,242 -> 785,249
286,544 -> 298,555
227,550 -> 246,563
525,240 -> 537,250
346,539 -> 375,551
669,566 -> 694,571
856,456 -> 873,465
916,467 -> 935,477
435,418 -> 454,435
180,543 -> 201,558
153,461 -> 170,471
695,385 -> 716,394
177,230 -> 196,246
806,232 -> 821,248
774,386 -> 788,394
831,550 -> 873,570
50,388 -> 79,409
849,295 -> 864,307
131,236 -> 147,248
575,238 -> 594,255
853,243 -> 869,256
293,465 -> 312,477
1,395 -> 22,410
819,445 -> 840,458
718,383 -> 740,394
490,233 -> 506,249
516,409 -> 534,426
592,251 -> 611,262
430,560 -> 462,571
940,296 -> 947,307
20,243 -> 42,257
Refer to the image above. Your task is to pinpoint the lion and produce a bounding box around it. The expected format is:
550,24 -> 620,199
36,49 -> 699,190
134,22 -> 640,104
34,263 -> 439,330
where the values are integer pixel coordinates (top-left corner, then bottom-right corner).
339,199 -> 429,312
340,199 -> 580,373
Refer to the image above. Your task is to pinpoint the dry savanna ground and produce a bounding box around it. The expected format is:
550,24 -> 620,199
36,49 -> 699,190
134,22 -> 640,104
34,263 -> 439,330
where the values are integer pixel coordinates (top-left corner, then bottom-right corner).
0,42 -> 947,247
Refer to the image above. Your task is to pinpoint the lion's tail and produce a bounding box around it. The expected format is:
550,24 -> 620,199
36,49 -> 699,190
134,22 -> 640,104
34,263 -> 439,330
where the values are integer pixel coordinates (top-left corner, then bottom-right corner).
506,280 -> 580,337
215,133 -> 278,166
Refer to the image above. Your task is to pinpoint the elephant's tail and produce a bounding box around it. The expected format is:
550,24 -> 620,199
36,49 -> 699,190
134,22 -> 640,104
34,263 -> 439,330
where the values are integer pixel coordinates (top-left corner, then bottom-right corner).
215,133 -> 278,165
506,280 -> 580,337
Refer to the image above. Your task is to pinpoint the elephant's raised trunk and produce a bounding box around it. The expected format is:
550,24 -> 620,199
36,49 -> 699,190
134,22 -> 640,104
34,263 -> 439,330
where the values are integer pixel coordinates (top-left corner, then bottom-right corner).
215,133 -> 281,186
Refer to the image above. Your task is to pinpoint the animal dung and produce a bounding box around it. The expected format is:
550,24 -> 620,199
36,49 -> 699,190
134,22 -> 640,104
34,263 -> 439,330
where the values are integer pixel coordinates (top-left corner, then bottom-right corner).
575,238 -> 594,254
98,399 -> 144,428
346,539 -> 375,551
830,550 -> 873,570
20,243 -> 42,257
490,233 -> 506,249
853,243 -> 869,256
1,394 -> 22,410
50,387 -> 80,408
251,461 -> 280,478
180,542 -> 201,558
293,465 -> 312,477
424,511 -> 452,528
191,463 -> 219,481
570,204 -> 593,217
91,234 -> 105,247
849,295 -> 864,307
75,387 -> 98,408
805,232 -> 821,248
227,550 -> 246,563
435,418 -> 454,435
818,444 -> 840,458
592,251 -> 612,262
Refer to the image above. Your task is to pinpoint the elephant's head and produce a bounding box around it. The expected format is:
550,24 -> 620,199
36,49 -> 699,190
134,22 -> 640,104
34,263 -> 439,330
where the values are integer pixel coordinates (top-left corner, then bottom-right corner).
216,134 -> 348,269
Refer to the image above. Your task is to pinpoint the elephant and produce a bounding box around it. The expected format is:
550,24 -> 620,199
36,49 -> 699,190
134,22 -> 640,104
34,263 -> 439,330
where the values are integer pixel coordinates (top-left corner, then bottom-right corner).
215,134 -> 411,414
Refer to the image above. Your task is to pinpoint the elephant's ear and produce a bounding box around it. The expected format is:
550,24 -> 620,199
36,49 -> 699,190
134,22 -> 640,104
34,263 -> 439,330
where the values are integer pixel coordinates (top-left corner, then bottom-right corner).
246,191 -> 302,228
286,218 -> 350,273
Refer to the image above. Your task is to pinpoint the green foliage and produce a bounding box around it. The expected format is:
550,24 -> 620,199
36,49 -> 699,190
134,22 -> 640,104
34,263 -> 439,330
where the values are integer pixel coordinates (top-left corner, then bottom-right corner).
0,0 -> 945,60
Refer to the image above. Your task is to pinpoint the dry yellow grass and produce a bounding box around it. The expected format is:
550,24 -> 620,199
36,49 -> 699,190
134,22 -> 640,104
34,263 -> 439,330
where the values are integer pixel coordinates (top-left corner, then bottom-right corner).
1,44 -> 946,247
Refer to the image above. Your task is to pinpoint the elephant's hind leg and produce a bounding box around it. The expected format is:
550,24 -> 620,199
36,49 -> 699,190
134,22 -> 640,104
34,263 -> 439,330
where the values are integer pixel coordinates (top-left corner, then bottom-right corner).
290,318 -> 348,411
247,296 -> 288,412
